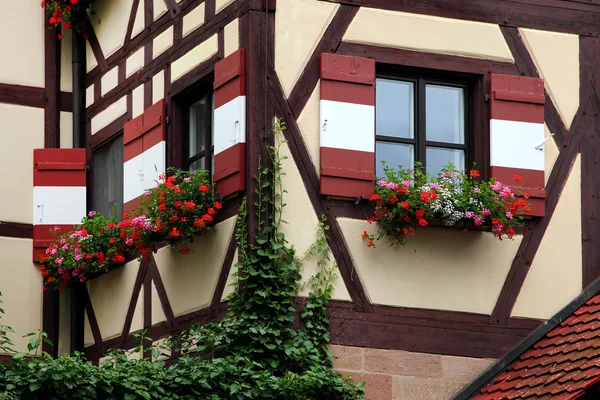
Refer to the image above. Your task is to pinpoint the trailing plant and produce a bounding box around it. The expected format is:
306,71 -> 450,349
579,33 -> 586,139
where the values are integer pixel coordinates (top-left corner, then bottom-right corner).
38,168 -> 219,291
363,162 -> 530,247
42,0 -> 96,39
0,119 -> 364,399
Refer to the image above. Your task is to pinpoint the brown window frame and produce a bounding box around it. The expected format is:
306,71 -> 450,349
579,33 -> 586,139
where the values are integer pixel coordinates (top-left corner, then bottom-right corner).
375,64 -> 485,179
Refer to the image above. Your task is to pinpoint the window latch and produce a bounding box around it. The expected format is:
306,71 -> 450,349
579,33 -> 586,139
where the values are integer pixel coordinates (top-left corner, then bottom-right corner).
139,169 -> 144,182
322,119 -> 327,132
37,204 -> 44,223
535,133 -> 554,151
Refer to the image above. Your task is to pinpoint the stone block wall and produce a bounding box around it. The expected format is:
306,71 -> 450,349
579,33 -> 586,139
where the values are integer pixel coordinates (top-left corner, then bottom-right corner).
330,345 -> 494,400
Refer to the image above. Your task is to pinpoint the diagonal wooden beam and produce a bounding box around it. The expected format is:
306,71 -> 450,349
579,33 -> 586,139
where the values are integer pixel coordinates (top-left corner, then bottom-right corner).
81,285 -> 104,351
147,254 -> 177,329
500,26 -> 567,146
210,223 -> 238,317
123,0 -> 141,53
268,73 -> 373,313
85,20 -> 108,71
288,5 -> 358,118
120,261 -> 148,345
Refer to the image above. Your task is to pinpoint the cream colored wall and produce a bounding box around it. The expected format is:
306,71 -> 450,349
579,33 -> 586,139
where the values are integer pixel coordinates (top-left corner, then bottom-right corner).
343,9 -> 514,63
0,238 -> 43,353
154,216 -> 236,318
275,0 -> 339,96
520,28 -> 579,129
89,0 -> 133,59
0,104 -> 44,224
279,142 -> 351,301
512,155 -> 582,319
297,81 -> 321,175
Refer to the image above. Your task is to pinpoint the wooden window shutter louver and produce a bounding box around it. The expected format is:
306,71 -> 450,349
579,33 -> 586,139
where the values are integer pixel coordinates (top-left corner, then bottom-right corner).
123,99 -> 167,212
33,148 -> 87,262
319,53 -> 375,199
490,74 -> 546,217
213,48 -> 246,199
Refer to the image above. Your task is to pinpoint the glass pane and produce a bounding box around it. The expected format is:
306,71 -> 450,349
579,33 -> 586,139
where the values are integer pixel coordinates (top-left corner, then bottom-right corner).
189,95 -> 208,158
189,157 -> 206,173
426,147 -> 465,178
426,84 -> 465,144
375,141 -> 414,179
376,78 -> 414,139
93,136 -> 124,219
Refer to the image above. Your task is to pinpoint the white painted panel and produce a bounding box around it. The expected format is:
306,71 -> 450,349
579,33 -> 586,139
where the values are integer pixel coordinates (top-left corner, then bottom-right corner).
171,35 -> 218,81
153,27 -> 173,59
320,100 -> 374,152
153,70 -> 165,103
142,141 -> 166,192
91,97 -> 127,134
124,153 -> 144,203
132,85 -> 144,119
101,66 -> 119,96
33,187 -> 86,225
490,119 -> 545,171
183,3 -> 205,37
126,47 -> 144,78
216,0 -> 235,13
214,96 -> 246,155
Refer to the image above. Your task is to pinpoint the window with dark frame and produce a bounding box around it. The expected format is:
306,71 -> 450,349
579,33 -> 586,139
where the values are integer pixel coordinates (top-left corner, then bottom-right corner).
375,73 -> 471,179
92,135 -> 124,219
185,90 -> 214,175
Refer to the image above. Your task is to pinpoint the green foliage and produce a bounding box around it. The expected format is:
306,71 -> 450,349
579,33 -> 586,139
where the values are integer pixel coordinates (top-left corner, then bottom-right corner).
0,119 -> 364,399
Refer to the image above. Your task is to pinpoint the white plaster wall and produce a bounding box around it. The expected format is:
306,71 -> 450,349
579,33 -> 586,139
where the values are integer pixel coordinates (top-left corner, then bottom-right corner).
89,0 -> 134,58
275,0 -> 339,96
344,9 -> 514,63
0,104 -> 44,224
297,80 -> 321,174
338,219 -> 519,314
0,238 -> 43,353
520,28 -> 580,129
171,35 -> 218,81
0,2 -> 44,86
512,155 -> 582,319
224,18 -> 240,58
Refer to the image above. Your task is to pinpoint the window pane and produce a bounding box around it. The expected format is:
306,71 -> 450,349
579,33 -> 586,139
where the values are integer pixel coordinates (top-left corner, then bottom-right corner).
376,78 -> 414,139
426,84 -> 465,144
93,136 -> 124,219
189,157 -> 206,172
189,96 -> 208,158
376,141 -> 414,178
426,147 -> 465,178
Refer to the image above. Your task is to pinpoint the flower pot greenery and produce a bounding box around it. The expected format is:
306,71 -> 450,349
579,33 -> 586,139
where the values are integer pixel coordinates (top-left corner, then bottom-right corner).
363,162 -> 531,247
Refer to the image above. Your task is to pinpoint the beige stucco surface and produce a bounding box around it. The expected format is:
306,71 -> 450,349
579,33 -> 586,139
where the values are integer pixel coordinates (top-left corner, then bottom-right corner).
171,35 -> 218,81
151,284 -> 167,326
221,249 -> 239,301
86,41 -> 98,73
60,111 -> 73,149
131,1 -> 145,39
512,155 -> 582,319
344,9 -> 514,63
280,142 -> 351,301
216,0 -> 235,14
89,0 -> 133,58
153,27 -> 174,59
154,0 -> 168,20
275,0 -> 339,96
0,238 -> 43,353
126,47 -> 145,78
101,66 -> 119,97
224,18 -> 240,58
0,3 -> 44,86
86,261 -> 143,343
132,84 -> 144,119
338,218 -> 519,313
0,104 -> 43,224
58,290 -> 71,354
153,70 -> 165,103
183,3 -> 205,37
91,96 -> 127,134
520,28 -> 579,129
297,80 -> 321,174
545,124 -> 559,185
61,29 -> 73,92
154,216 -> 236,317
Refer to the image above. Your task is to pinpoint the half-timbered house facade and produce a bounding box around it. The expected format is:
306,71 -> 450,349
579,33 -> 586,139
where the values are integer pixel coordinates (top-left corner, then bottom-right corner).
0,0 -> 598,398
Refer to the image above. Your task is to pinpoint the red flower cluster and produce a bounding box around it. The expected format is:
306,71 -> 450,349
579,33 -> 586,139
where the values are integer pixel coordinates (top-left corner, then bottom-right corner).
42,0 -> 92,39
38,168 -> 220,291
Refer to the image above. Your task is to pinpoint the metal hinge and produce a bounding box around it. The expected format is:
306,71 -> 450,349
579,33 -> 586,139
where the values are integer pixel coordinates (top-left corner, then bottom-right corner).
165,116 -> 170,124
485,94 -> 490,102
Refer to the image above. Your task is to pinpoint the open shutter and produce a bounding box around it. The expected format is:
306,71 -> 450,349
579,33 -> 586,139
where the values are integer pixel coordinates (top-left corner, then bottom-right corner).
123,99 -> 166,212
490,74 -> 546,217
213,48 -> 246,199
319,53 -> 375,199
33,148 -> 87,262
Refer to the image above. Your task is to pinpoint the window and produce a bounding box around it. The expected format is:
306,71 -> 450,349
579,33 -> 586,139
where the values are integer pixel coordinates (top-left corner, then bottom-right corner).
185,90 -> 214,175
375,74 -> 471,179
92,136 -> 124,219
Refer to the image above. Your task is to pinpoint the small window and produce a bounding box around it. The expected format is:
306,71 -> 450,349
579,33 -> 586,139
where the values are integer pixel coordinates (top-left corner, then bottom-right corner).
92,136 -> 124,218
186,91 -> 214,175
375,75 -> 469,178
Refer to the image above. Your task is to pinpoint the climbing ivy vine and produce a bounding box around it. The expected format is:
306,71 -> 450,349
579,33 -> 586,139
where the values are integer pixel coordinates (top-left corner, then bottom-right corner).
0,119 -> 365,399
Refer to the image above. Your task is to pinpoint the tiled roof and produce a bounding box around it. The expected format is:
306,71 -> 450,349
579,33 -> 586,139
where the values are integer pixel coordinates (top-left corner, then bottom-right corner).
472,294 -> 600,399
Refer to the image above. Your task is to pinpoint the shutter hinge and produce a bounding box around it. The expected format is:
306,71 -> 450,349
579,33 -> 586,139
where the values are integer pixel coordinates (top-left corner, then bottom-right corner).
485,94 -> 490,102
165,116 -> 170,124
86,164 -> 90,173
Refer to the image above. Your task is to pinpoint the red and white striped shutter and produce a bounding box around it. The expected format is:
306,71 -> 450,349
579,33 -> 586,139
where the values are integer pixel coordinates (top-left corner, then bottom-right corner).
123,99 -> 166,212
490,74 -> 546,217
213,48 -> 246,199
33,148 -> 87,262
319,53 -> 375,199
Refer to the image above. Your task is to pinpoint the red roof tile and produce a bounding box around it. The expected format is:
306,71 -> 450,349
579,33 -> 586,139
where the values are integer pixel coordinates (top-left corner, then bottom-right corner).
472,294 -> 600,399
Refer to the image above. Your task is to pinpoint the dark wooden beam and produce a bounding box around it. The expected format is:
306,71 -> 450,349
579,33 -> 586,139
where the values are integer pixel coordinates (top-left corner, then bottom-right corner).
288,5 -> 358,118
267,73 -> 373,312
148,254 -> 177,329
86,22 -> 108,72
123,0 -> 141,53
318,0 -> 600,37
210,223 -> 238,317
44,25 -> 61,148
120,261 -> 147,345
82,285 -> 103,350
0,221 -> 33,239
